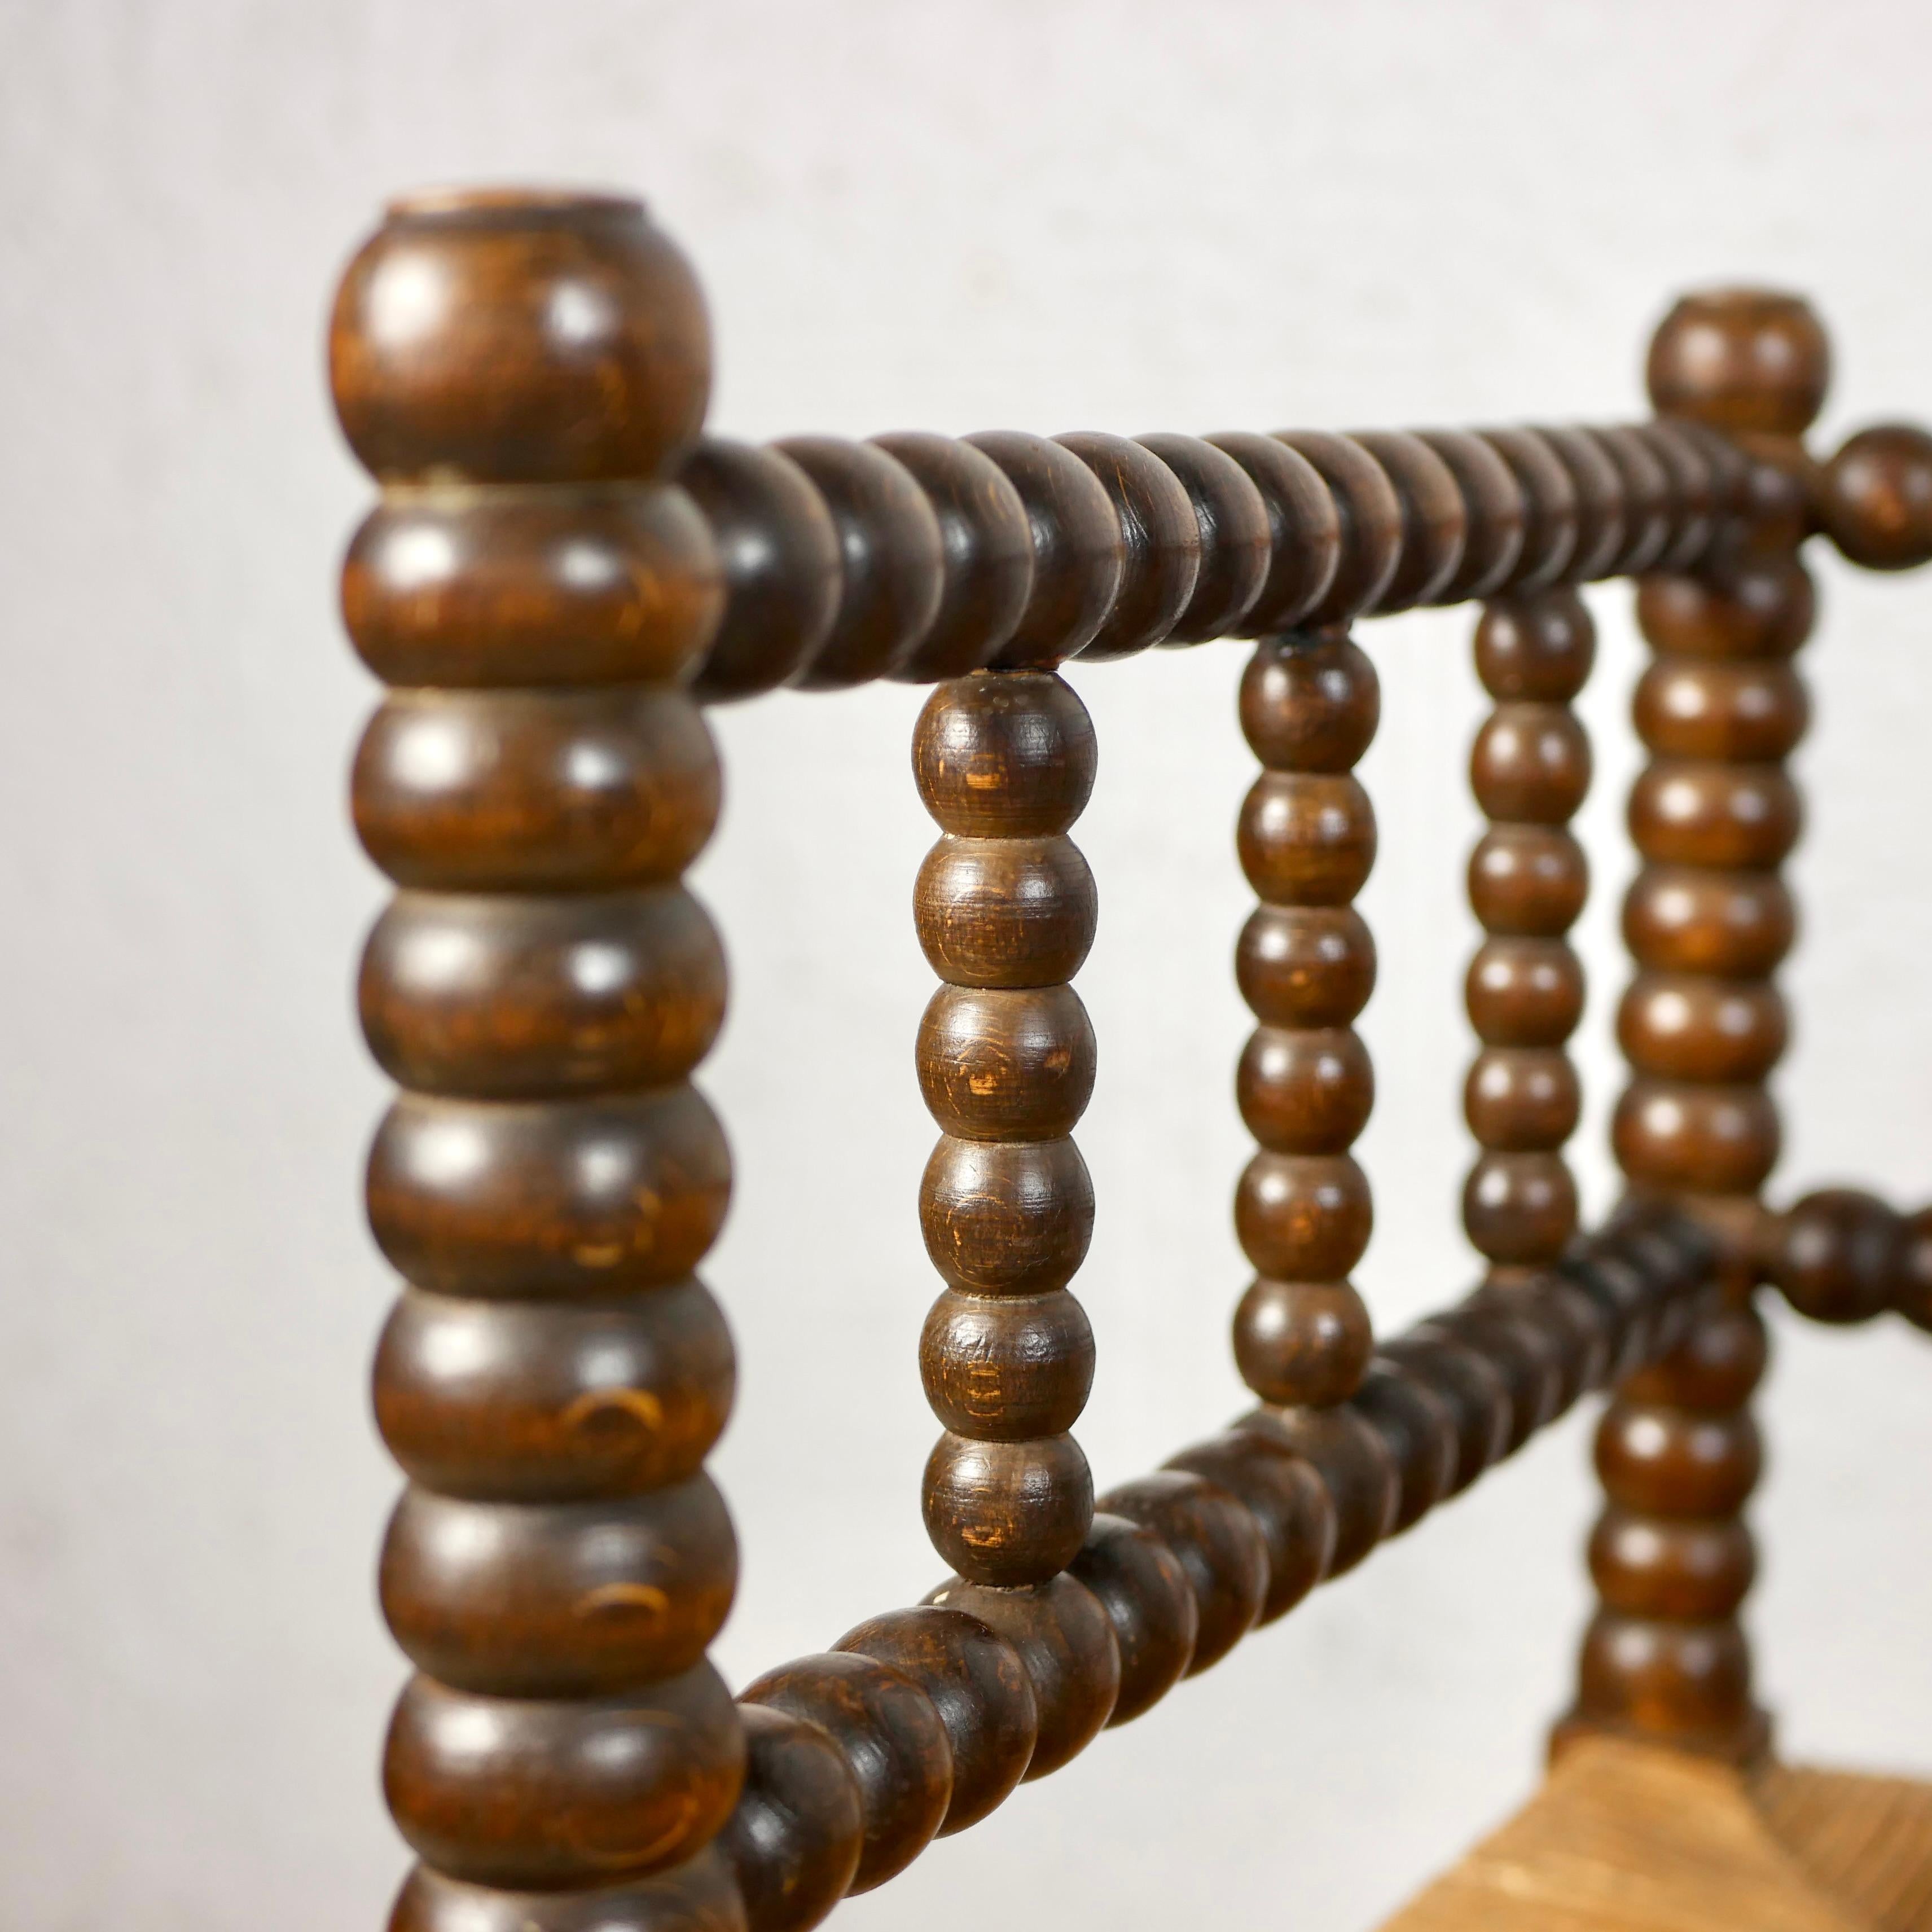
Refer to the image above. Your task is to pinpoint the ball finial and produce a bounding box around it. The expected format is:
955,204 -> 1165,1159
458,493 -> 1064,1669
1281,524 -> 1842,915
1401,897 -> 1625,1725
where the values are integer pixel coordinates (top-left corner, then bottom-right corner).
1764,1188 -> 1902,1324
1646,288 -> 1830,437
1820,423 -> 1932,571
330,188 -> 710,484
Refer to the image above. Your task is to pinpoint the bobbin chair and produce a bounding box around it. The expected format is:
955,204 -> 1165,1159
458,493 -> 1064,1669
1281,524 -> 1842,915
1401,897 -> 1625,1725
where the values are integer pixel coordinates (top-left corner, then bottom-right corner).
327,187 -> 1932,1932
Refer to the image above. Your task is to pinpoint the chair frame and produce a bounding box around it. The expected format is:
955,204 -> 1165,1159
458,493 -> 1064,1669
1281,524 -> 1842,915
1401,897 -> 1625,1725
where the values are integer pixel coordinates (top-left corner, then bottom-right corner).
326,187 -> 1932,1931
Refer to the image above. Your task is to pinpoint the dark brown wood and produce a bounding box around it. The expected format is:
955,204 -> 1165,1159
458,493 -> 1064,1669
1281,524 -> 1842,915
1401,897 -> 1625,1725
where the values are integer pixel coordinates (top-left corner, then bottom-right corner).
384,1665 -> 743,1889
1274,433 -> 1404,623
914,672 -> 1100,1585
1417,429 -> 1526,601
1463,590 -> 1596,1280
1346,1363 -> 1458,1533
1350,430 -> 1468,612
1536,425 -> 1628,581
332,190 -> 746,1926
1762,1187 -> 1932,1327
739,1654 -> 952,1894
964,431 -> 1123,665
1902,1210 -> 1932,1335
1592,425 -> 1674,576
1478,428 -> 1579,589
390,1848 -> 747,1932
331,190 -> 709,485
330,195 -> 1932,1925
716,1705 -> 862,1932
379,1477 -> 735,1694
679,439 -> 841,701
1373,1333 -> 1511,1498
487,401 -> 1864,702
1819,423 -> 1932,571
1055,431 -> 1201,658
1135,433 -> 1272,642
373,1281 -> 735,1501
774,436 -> 945,688
1203,431 -> 1343,629
834,1606 -> 1038,1832
1231,627 -> 1394,1575
922,1574 -> 1121,1777
1095,1471 -> 1270,1675
401,1208 -> 1700,1915
1162,1432 -> 1336,1623
873,432 -> 1035,678
1556,289 -> 1835,1772
1236,1400 -> 1398,1575
1640,420 -> 1719,572
353,688 -> 722,892
344,489 -> 725,691
1556,1308 -> 1772,1764
366,1088 -> 732,1299
1648,289 -> 1831,438
1463,1269 -> 1609,1397
1069,1514 -> 1199,1723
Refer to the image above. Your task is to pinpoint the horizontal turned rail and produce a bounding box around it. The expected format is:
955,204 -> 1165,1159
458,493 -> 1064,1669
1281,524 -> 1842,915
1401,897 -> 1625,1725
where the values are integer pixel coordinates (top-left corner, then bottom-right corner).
1763,1188 -> 1932,1328
710,1206 -> 1716,1930
347,410 -> 1928,701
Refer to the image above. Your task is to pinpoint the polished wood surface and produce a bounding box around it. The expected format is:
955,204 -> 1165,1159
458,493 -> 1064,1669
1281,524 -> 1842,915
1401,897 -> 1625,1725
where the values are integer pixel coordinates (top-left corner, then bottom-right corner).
333,190 -> 745,1929
657,417 -> 1801,690
329,188 -> 1932,1931
1556,287 -> 1833,1771
1763,1188 -> 1932,1329
1463,589 -> 1595,1279
724,1211 -> 1710,1926
913,671 -> 1100,1587
1230,628 -> 1397,1573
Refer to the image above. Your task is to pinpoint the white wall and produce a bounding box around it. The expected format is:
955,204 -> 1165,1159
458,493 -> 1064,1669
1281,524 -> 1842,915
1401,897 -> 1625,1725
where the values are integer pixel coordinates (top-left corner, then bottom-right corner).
2,2 -> 1928,1926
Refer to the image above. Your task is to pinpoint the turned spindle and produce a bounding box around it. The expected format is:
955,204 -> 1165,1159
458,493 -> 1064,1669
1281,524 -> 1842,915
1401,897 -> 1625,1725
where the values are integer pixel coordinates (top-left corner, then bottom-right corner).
1229,629 -> 1395,1574
914,670 -> 1101,1589
333,190 -> 747,1930
1448,584 -> 1617,1434
1227,434 -> 1407,1574
911,663 -> 1121,1801
1556,288 -> 1828,1767
1461,589 -> 1594,1283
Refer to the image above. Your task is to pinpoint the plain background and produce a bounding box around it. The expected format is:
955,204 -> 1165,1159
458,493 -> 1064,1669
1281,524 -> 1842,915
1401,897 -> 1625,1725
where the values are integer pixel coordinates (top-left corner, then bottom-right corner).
2,2 -> 1928,1927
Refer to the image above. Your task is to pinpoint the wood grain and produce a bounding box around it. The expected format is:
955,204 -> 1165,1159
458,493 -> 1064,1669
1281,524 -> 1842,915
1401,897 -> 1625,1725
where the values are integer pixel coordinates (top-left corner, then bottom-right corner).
1378,1740 -> 1872,1932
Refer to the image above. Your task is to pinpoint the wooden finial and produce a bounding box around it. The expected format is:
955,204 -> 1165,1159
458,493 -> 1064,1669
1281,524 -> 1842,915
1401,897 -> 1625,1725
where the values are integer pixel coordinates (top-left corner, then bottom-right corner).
1646,288 -> 1830,438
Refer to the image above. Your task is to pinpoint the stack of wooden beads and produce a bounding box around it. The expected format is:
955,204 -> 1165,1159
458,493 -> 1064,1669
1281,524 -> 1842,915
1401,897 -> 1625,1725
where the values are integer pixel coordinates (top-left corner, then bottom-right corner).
1763,1187 -> 1932,1329
911,671 -> 1103,1594
1230,626 -> 1401,1575
331,191 -> 747,1930
1461,591 -> 1595,1283
908,668 -> 1137,1781
1558,287 -> 1831,1764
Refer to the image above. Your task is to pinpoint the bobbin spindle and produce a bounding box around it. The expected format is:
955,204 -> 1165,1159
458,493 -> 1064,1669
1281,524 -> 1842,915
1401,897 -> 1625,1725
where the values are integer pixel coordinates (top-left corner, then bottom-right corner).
1225,441 -> 1407,1571
1461,589 -> 1596,1284
333,188 -> 748,1929
1557,287 -> 1830,1768
914,670 -> 1101,1591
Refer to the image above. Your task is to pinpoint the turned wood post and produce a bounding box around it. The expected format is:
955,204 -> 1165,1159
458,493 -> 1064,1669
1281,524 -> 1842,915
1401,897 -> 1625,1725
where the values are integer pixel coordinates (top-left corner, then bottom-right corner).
331,189 -> 748,1929
1555,288 -> 1831,1766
